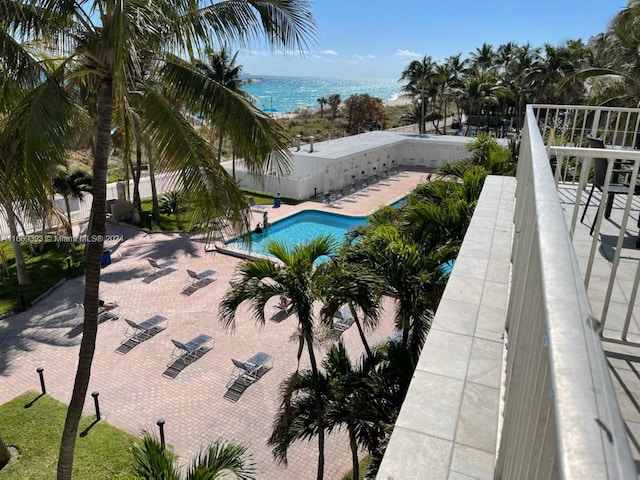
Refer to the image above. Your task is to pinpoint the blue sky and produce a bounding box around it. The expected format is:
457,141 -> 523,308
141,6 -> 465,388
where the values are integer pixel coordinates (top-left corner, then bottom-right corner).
237,0 -> 627,79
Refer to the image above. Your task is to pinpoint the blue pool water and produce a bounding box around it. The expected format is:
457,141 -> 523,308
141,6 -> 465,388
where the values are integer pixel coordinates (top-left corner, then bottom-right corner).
226,210 -> 368,257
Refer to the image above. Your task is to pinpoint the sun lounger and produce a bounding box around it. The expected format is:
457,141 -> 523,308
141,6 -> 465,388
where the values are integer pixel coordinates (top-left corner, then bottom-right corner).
170,333 -> 214,364
187,268 -> 218,285
123,315 -> 168,341
98,300 -> 120,322
248,197 -> 268,212
148,258 -> 178,272
228,351 -> 274,386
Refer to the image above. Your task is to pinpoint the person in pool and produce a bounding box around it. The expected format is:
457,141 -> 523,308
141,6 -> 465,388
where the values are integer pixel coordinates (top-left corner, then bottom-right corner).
255,223 -> 264,234
263,211 -> 269,229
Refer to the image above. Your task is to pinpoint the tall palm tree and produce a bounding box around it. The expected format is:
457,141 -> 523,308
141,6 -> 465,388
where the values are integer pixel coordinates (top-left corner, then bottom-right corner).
400,56 -> 437,134
53,170 -> 93,229
469,42 -> 496,78
1,2 -> 315,478
328,93 -> 341,119
269,342 -> 389,480
316,96 -> 327,117
132,433 -> 255,479
194,47 -> 250,164
219,236 -> 337,480
315,258 -> 384,360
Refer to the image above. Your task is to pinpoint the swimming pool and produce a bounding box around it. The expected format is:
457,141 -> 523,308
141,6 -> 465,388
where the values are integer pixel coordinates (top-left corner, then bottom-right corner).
225,210 -> 368,257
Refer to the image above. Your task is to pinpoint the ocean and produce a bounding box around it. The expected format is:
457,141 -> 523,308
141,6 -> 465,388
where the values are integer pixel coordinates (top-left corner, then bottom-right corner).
241,75 -> 403,114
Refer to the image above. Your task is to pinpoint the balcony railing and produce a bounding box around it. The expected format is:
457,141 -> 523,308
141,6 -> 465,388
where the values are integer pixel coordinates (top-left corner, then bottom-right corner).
496,105 -> 635,478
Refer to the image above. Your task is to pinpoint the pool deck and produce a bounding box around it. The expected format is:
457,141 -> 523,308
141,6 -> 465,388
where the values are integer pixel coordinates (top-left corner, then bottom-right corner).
0,170 -> 425,479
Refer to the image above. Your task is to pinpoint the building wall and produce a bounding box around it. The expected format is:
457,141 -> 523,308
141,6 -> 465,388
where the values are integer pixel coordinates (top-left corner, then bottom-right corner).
230,134 -> 484,200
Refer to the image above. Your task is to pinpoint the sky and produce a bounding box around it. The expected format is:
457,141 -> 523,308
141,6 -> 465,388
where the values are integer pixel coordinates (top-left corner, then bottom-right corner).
236,0 -> 628,79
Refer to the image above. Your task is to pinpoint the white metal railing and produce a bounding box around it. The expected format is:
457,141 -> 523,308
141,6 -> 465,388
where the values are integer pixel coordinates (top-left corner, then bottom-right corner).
495,105 -> 635,478
532,104 -> 640,346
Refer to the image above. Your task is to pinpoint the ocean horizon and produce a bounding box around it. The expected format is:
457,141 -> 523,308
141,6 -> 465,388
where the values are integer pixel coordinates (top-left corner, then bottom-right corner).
241,74 -> 404,114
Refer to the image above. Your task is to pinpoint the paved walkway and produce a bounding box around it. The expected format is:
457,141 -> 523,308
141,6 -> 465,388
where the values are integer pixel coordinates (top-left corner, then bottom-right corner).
0,171 -> 424,479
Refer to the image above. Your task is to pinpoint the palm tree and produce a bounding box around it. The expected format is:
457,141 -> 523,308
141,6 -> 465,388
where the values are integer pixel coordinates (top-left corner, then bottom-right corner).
315,258 -> 384,359
219,236 -> 337,480
194,47 -> 250,164
469,43 -> 496,78
269,342 -> 388,480
316,96 -> 327,117
1,2 -> 315,478
132,433 -> 255,479
400,56 -> 437,134
53,170 -> 93,229
328,93 -> 341,119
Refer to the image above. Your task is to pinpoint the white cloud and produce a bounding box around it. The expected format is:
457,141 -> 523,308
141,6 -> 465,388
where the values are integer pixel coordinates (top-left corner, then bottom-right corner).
396,49 -> 421,57
366,54 -> 376,59
320,49 -> 338,55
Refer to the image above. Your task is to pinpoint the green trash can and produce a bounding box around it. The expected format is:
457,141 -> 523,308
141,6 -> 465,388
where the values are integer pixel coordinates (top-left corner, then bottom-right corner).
101,249 -> 111,267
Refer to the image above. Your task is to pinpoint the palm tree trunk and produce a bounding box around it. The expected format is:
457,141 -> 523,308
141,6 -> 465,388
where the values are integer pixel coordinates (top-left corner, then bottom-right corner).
4,202 -> 31,285
348,426 -> 359,480
57,79 -> 113,480
146,143 -> 160,221
130,119 -> 143,225
217,127 -> 224,164
0,435 -> 11,467
64,194 -> 72,227
305,332 -> 325,480
348,304 -> 372,360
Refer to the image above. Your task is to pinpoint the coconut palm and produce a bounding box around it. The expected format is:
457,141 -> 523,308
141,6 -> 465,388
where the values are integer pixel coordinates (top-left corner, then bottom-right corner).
316,96 -> 327,117
132,433 -> 255,479
0,53 -> 72,286
219,236 -> 337,480
469,42 -> 496,78
328,93 -> 341,119
1,2 -> 315,478
53,170 -> 93,229
400,56 -> 437,134
194,46 -> 250,164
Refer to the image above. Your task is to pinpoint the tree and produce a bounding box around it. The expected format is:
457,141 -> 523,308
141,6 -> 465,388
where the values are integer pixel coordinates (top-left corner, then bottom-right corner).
269,342 -> 387,480
1,2 -> 315,478
194,47 -> 250,164
400,56 -> 437,134
0,435 -> 11,468
316,96 -> 327,117
53,170 -> 93,229
328,93 -> 341,119
219,236 -> 337,480
132,433 -> 255,479
343,94 -> 388,135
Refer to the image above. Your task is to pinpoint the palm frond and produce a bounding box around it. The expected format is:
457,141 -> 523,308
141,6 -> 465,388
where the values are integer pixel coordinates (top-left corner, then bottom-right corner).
187,440 -> 255,480
131,433 -> 180,480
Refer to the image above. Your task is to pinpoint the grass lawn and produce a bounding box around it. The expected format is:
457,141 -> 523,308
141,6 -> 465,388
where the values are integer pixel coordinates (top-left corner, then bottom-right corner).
0,391 -> 138,479
0,242 -> 85,317
342,455 -> 372,480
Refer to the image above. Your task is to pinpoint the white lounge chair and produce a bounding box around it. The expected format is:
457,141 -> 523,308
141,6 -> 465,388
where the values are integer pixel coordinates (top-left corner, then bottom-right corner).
169,333 -> 214,364
227,351 -> 274,386
248,197 -> 268,212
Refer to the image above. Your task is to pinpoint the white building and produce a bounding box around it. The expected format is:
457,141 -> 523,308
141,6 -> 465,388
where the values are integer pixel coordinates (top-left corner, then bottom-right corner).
224,130 -> 483,200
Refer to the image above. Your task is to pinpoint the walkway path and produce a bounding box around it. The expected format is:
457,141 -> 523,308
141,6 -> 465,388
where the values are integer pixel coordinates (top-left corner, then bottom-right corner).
0,171 -> 424,479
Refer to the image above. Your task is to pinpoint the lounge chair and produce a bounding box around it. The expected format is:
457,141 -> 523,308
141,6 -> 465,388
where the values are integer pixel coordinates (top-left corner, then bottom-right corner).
329,305 -> 356,340
170,333 -> 214,364
98,300 -> 121,322
228,351 -> 274,386
148,258 -> 178,273
187,268 -> 218,285
123,315 -> 168,341
323,192 -> 344,209
248,197 -> 268,212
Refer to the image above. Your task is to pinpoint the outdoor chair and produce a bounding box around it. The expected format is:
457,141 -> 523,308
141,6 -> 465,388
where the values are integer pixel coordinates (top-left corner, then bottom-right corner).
248,197 -> 268,212
97,300 -> 121,322
329,305 -> 356,340
169,333 -> 214,364
148,258 -> 178,272
227,351 -> 274,387
186,268 -> 218,285
123,315 -> 168,341
580,136 -> 640,235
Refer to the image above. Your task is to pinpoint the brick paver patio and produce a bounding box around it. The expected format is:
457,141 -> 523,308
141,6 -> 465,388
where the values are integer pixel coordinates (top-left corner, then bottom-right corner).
0,171 -> 424,479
